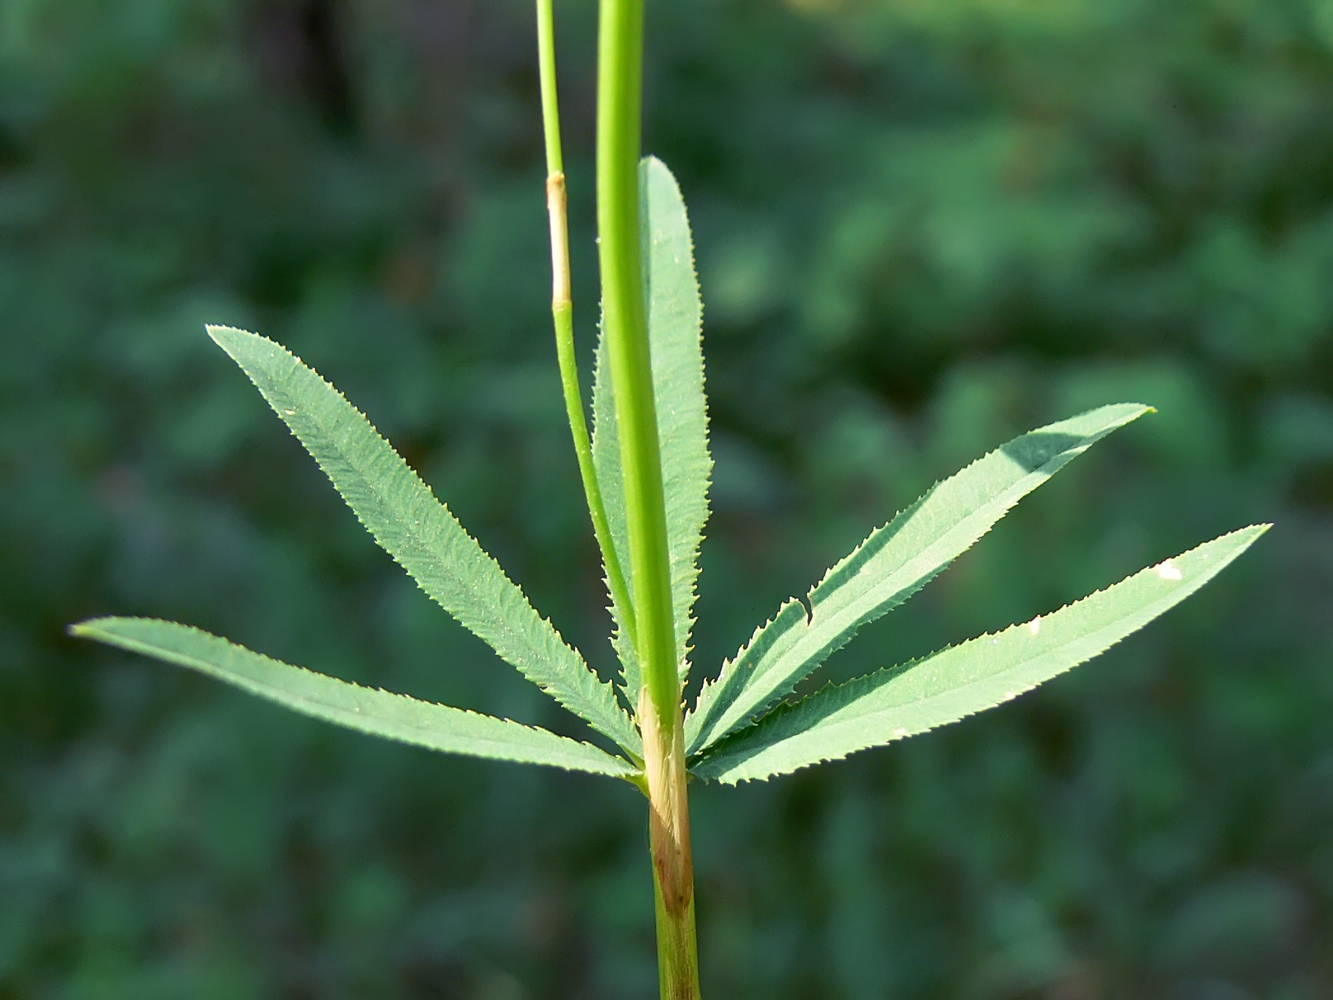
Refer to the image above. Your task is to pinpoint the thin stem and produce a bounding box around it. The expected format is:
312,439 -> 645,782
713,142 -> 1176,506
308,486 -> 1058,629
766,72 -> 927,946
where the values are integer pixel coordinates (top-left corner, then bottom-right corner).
597,2 -> 702,998
536,0 -> 563,177
536,0 -> 637,653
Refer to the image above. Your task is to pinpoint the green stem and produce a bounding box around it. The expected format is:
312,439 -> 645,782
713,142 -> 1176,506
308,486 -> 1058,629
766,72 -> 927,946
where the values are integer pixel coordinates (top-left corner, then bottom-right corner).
536,0 -> 564,178
536,0 -> 637,654
596,2 -> 701,997
596,0 -> 674,720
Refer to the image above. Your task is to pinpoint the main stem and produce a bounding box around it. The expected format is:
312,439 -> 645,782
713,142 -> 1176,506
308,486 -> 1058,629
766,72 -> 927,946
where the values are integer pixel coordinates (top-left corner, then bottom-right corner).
596,1 -> 701,997
597,0 -> 673,715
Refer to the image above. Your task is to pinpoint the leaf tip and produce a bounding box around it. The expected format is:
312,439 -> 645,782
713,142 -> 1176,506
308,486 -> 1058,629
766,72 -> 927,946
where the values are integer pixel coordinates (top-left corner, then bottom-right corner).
1238,522 -> 1273,546
206,324 -> 261,355
1109,402 -> 1154,425
1213,522 -> 1272,552
69,615 -> 127,639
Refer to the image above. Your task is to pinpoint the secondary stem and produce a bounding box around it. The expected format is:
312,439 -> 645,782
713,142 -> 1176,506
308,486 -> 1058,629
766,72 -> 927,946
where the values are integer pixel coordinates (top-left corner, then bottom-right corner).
596,1 -> 702,996
536,0 -> 637,652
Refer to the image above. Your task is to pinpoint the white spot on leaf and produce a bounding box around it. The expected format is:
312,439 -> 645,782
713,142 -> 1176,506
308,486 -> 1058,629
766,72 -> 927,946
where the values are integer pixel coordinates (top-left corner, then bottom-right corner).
1028,617 -> 1042,636
1155,559 -> 1183,581
893,727 -> 909,738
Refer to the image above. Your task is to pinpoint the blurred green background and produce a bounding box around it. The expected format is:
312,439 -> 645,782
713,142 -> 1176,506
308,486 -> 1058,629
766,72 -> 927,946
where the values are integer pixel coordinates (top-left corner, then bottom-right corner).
2,0 -> 1331,996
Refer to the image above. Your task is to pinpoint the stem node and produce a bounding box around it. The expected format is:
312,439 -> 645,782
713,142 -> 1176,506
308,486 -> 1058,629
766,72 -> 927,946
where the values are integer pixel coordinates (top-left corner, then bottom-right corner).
546,171 -> 571,308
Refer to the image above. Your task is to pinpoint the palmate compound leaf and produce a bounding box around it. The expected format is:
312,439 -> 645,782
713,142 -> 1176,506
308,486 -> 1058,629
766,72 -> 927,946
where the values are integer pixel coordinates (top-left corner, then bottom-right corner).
206,326 -> 640,755
591,157 -> 711,697
72,618 -> 637,779
686,403 -> 1151,755
691,524 -> 1269,783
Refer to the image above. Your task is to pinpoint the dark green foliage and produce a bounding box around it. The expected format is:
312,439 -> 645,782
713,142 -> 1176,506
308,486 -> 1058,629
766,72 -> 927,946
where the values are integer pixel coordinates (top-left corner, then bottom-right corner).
3,0 -> 1329,997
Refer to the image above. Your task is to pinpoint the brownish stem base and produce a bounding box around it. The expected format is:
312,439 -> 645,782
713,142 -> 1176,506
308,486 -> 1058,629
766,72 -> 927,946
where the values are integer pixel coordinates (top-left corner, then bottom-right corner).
640,692 -> 701,1000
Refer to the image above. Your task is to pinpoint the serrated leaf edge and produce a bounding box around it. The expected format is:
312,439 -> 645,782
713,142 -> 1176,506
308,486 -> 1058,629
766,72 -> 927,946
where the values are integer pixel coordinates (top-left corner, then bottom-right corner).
206,325 -> 640,753
686,403 -> 1151,752
691,524 -> 1269,784
72,617 -> 639,778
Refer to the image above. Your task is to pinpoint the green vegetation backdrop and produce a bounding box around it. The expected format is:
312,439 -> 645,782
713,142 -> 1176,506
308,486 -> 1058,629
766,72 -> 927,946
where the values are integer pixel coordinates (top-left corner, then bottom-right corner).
2,0 -> 1330,996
